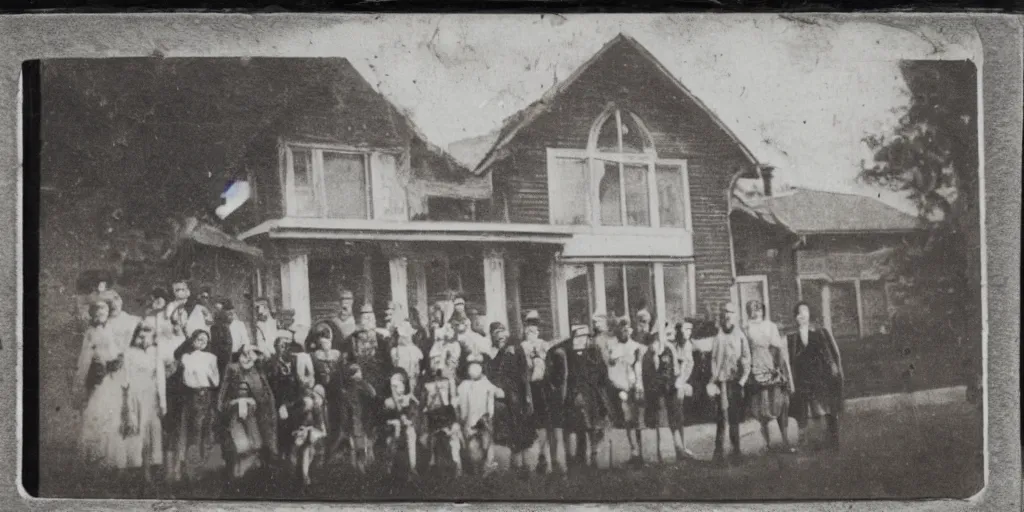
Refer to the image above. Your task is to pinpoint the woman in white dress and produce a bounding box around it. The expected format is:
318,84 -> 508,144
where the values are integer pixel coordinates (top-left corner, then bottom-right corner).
122,319 -> 167,484
74,295 -> 129,470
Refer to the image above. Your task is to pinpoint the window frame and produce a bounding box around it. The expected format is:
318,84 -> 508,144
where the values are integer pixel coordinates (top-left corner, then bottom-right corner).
283,143 -> 375,220
734,274 -> 771,325
797,274 -> 893,339
545,106 -> 691,230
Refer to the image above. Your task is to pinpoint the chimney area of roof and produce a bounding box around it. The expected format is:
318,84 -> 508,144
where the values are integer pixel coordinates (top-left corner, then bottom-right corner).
760,166 -> 775,197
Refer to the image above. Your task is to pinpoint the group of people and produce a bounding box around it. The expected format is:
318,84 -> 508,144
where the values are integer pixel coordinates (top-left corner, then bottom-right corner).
73,275 -> 845,491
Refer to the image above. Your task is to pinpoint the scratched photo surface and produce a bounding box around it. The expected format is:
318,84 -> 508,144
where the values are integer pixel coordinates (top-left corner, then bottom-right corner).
34,15 -> 985,500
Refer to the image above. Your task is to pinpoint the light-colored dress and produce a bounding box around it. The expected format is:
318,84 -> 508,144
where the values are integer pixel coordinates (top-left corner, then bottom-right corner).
744,319 -> 792,422
123,345 -> 166,468
109,311 -> 142,351
75,322 -> 129,468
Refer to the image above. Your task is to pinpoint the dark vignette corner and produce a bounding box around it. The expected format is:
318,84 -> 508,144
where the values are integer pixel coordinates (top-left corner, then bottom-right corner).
21,59 -> 42,498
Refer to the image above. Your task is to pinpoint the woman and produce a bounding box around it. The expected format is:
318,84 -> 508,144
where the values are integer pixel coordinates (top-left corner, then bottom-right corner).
640,323 -> 694,462
487,321 -> 535,477
787,301 -> 844,450
74,296 -> 129,470
547,324 -> 610,473
383,369 -> 420,479
408,308 -> 433,376
310,326 -> 343,459
122,319 -> 167,485
743,300 -> 795,453
218,344 -> 278,481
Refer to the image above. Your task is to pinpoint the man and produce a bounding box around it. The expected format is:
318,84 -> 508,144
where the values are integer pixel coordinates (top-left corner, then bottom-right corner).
252,297 -> 278,357
222,300 -> 252,355
709,302 -> 751,464
520,310 -> 554,474
168,279 -> 213,341
210,304 -> 235,377
633,309 -> 656,346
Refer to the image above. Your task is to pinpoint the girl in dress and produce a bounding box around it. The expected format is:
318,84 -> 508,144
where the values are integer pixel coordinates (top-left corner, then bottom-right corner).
743,300 -> 795,454
420,366 -> 461,475
383,369 -> 420,479
218,344 -> 277,481
75,296 -> 129,470
457,354 -> 502,476
173,329 -> 220,481
122,320 -> 167,485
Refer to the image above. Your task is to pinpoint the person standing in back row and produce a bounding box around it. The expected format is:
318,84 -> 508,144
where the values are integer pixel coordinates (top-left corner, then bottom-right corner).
787,301 -> 844,450
709,302 -> 750,464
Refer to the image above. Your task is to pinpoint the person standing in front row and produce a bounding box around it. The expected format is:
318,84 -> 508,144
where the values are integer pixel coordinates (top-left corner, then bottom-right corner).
787,301 -> 844,450
744,300 -> 795,454
520,310 -> 553,475
548,324 -> 609,474
708,302 -> 750,464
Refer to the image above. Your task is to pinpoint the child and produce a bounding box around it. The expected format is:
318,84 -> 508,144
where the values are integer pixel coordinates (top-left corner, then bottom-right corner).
122,320 -> 166,485
290,384 -> 327,487
311,327 -> 343,458
421,367 -> 462,475
383,369 -> 420,480
457,353 -> 503,476
390,321 -> 424,393
174,329 -> 220,482
337,363 -> 377,473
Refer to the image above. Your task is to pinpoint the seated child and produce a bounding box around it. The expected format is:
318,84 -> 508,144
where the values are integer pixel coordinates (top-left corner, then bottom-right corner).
383,369 -> 420,479
456,354 -> 505,476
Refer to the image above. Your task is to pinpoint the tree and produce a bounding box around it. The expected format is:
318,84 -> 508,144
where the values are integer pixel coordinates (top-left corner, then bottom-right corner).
860,60 -> 981,393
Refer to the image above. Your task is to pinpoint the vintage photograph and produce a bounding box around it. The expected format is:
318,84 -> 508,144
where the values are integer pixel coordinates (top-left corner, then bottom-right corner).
33,15 -> 985,501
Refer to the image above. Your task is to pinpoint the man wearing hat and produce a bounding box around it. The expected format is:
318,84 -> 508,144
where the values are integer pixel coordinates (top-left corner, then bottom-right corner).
547,324 -> 610,473
709,302 -> 751,463
252,297 -> 279,357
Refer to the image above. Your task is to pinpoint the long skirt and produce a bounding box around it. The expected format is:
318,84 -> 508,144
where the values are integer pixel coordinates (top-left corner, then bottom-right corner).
123,397 -> 163,468
644,387 -> 685,430
176,387 -> 214,473
78,374 -> 129,469
493,392 -> 537,453
749,384 -> 789,422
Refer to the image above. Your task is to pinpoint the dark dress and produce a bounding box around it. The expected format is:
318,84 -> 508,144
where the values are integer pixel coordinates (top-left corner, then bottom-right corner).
547,339 -> 610,433
313,315 -> 358,356
218,362 -> 278,462
264,348 -> 304,455
312,350 -> 344,447
488,343 -> 537,452
339,379 -> 378,448
787,327 -> 844,423
349,330 -> 392,397
641,345 -> 685,429
209,321 -> 234,377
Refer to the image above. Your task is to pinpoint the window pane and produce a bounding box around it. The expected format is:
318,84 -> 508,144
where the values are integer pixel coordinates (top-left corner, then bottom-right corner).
597,114 -> 619,152
552,157 -> 589,225
563,264 -> 594,329
604,264 -> 625,318
291,148 -> 318,217
831,282 -> 860,340
656,164 -> 686,228
322,152 -> 368,219
861,280 -> 889,336
427,197 -> 475,222
737,279 -> 767,325
663,264 -> 689,328
598,161 -> 623,226
625,264 -> 655,323
620,112 -> 648,154
623,164 -> 650,226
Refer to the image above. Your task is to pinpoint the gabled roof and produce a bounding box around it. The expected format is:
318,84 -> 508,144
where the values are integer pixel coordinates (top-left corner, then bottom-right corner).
471,33 -> 762,175
733,187 -> 923,235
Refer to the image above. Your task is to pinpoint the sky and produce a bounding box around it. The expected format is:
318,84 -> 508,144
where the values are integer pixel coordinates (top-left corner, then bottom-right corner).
246,15 -> 982,213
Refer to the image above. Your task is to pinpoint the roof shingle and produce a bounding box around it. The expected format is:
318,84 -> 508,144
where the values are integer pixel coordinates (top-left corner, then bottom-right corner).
734,187 -> 922,235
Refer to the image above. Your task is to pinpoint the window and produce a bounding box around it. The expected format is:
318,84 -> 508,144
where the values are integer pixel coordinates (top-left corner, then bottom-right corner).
556,261 -> 694,338
861,279 -> 889,335
546,107 -> 690,229
801,277 -> 894,340
426,197 -> 488,222
285,145 -> 373,219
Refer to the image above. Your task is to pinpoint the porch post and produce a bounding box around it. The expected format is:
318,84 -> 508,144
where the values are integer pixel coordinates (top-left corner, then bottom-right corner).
483,248 -> 509,329
280,250 -> 311,329
653,263 -> 668,340
389,255 -> 409,323
410,260 -> 429,323
361,255 -> 374,306
821,282 -> 833,333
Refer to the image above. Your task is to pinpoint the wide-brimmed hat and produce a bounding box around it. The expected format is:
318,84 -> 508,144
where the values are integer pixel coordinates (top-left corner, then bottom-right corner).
275,329 -> 294,341
453,297 -> 466,306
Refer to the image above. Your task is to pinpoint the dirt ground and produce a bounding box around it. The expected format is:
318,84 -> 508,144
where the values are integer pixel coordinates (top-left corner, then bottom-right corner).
35,398 -> 984,501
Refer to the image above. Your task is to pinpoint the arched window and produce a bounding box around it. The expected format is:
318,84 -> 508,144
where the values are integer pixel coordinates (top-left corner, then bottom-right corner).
546,105 -> 689,229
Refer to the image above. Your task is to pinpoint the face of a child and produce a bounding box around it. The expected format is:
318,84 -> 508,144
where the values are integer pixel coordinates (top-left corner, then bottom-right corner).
525,325 -> 539,341
193,332 -> 209,351
796,305 -> 811,327
682,322 -> 693,341
318,335 -> 332,352
172,282 -> 190,301
467,362 -> 482,380
136,325 -> 155,348
390,374 -> 406,396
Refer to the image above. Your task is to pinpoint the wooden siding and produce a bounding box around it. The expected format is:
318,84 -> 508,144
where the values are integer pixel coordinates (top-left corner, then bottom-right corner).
492,41 -> 754,319
731,212 -> 800,332
514,250 -> 557,341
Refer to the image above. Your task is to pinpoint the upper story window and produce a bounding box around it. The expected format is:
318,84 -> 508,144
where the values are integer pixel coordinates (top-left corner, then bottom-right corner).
547,106 -> 691,229
285,145 -> 373,219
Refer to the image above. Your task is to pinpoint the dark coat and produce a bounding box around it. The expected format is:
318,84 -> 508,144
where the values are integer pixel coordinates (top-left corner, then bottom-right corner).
218,362 -> 278,458
546,338 -> 610,431
488,343 -> 536,451
787,327 -> 845,419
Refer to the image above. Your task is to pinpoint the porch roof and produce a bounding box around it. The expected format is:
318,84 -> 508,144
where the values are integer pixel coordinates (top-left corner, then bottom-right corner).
238,217 -> 575,244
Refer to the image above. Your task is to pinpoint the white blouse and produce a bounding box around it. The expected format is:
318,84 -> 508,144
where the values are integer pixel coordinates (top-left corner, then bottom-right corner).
181,351 -> 219,389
